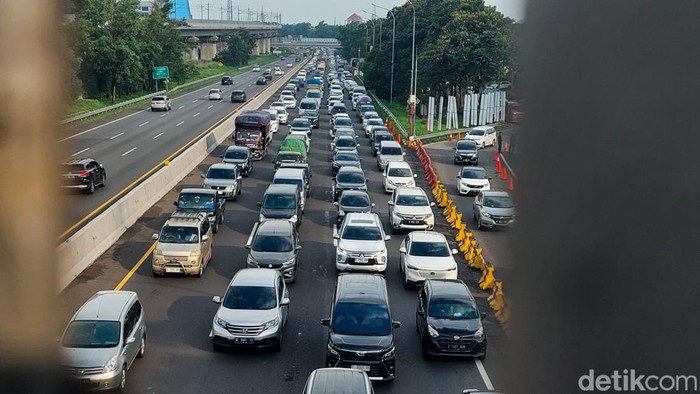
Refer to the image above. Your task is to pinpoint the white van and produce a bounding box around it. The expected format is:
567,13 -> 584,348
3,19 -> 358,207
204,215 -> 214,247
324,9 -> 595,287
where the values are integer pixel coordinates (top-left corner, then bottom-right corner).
376,140 -> 405,171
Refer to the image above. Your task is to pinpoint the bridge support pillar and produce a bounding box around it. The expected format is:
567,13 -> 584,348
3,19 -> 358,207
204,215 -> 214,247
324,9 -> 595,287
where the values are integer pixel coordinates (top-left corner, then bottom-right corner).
201,42 -> 218,60
182,46 -> 198,61
265,38 -> 271,54
251,39 -> 260,56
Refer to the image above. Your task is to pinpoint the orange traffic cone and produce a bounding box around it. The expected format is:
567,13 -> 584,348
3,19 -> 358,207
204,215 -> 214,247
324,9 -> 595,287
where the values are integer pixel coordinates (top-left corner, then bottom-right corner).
501,166 -> 508,180
449,133 -> 453,142
457,131 -> 461,139
496,157 -> 502,173
504,144 -> 510,153
508,176 -> 514,191
493,150 -> 498,160
397,134 -> 402,143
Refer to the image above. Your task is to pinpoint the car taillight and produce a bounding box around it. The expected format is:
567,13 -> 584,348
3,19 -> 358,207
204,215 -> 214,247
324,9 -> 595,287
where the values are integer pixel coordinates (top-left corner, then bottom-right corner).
77,171 -> 90,177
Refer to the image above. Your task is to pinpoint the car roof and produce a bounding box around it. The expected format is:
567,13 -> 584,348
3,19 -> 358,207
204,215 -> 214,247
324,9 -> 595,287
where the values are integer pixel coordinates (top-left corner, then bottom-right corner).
225,145 -> 249,152
482,190 -> 511,197
265,183 -> 299,194
257,219 -> 293,235
426,279 -> 474,301
274,168 -> 305,178
470,126 -> 494,131
62,158 -> 95,165
408,230 -> 447,243
306,368 -> 370,394
207,163 -> 238,170
396,186 -> 427,196
337,166 -> 364,174
74,291 -> 137,321
344,212 -> 380,225
336,273 -> 387,303
230,268 -> 279,287
231,90 -> 244,93
180,188 -> 217,196
387,161 -> 411,169
340,190 -> 369,198
380,140 -> 402,148
166,212 -> 208,227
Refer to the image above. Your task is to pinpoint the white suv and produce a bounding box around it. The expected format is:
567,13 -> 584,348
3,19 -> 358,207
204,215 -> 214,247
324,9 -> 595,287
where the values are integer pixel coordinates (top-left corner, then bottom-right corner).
383,161 -> 417,193
388,187 -> 436,232
333,213 -> 390,273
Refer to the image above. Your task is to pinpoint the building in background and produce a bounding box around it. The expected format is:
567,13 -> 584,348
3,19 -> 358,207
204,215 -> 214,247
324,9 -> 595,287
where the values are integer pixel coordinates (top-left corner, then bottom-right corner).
137,0 -> 156,14
169,0 -> 193,20
345,13 -> 363,24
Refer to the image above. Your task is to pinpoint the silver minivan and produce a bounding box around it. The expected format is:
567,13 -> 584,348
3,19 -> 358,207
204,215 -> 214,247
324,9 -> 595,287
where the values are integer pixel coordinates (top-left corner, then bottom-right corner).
303,368 -> 374,394
377,140 -> 406,171
60,291 -> 146,392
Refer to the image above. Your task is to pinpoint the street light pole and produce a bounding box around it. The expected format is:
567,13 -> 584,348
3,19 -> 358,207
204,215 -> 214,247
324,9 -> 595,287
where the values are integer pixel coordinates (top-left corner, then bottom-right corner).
407,0 -> 417,138
373,3 -> 395,103
362,11 -> 377,51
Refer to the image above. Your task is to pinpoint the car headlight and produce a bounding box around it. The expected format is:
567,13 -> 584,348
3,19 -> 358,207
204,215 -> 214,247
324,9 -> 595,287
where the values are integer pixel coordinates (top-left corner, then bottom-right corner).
386,179 -> 396,186
327,343 -> 340,357
290,215 -> 298,223
247,256 -> 259,267
190,249 -> 202,257
281,258 -> 296,267
382,346 -> 396,359
481,212 -> 491,218
225,185 -> 234,191
215,316 -> 229,328
447,264 -> 457,271
337,247 -> 348,256
338,209 -> 345,216
406,261 -> 420,270
380,250 -> 387,262
103,355 -> 118,373
263,317 -> 280,330
474,327 -> 485,342
154,249 -> 163,256
428,325 -> 439,338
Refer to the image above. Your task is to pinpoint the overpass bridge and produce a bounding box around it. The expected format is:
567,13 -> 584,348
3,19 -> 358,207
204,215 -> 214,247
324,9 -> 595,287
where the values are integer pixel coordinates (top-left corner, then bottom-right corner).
273,37 -> 342,48
177,20 -> 282,61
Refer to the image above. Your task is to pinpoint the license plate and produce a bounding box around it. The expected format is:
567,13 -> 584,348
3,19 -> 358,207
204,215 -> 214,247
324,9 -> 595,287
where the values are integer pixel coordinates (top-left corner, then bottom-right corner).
405,220 -> 421,225
165,267 -> 181,273
497,220 -> 509,224
234,337 -> 255,344
448,344 -> 468,350
351,365 -> 370,372
355,257 -> 368,263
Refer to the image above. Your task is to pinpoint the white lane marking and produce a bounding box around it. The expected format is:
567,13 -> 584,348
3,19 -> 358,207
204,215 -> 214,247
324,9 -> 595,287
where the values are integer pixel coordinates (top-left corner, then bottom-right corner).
207,105 -> 213,109
71,147 -> 90,157
160,113 -> 169,118
176,121 -> 184,127
193,112 -> 201,117
192,100 -> 198,103
59,111 -> 143,142
475,359 -> 495,390
109,132 -> 124,140
153,132 -> 164,139
178,105 -> 185,110
324,210 -> 330,227
138,121 -> 149,127
121,147 -> 138,157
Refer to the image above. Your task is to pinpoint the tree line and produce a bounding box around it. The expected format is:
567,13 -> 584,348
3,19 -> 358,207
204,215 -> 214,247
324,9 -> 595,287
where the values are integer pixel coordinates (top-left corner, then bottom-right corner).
336,0 -> 518,103
279,22 -> 340,39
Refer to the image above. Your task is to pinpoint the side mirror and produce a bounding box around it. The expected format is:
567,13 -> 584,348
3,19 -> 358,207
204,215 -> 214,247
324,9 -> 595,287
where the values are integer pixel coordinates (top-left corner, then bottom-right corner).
256,202 -> 262,207
202,235 -> 209,242
356,143 -> 360,147
280,297 -> 290,306
173,201 -> 178,206
399,246 -> 407,254
333,202 -> 338,206
200,174 -> 205,178
126,336 -> 136,345
212,296 -> 221,304
391,321 -> 402,328
417,310 -> 425,317
430,202 -> 436,207
414,174 -> 418,177
480,312 -> 487,320
332,234 -> 339,240
387,201 -> 394,206
403,152 -> 406,156
220,155 -> 224,158
452,147 -> 456,150
371,203 -> 376,207
295,245 -> 302,251
384,235 -> 392,241
237,175 -> 242,180
320,318 -> 330,326
152,233 -> 159,240
244,244 -> 251,249
452,249 -> 459,255
488,176 -> 492,180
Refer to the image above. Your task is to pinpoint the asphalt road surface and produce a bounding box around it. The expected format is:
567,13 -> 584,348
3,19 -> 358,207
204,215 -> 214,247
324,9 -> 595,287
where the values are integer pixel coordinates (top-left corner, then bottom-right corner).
58,68 -> 509,393
59,59 -> 300,232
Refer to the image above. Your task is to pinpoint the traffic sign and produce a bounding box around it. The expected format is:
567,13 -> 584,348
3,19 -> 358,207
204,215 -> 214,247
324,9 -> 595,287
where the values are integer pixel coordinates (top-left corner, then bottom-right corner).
218,62 -> 223,67
152,66 -> 169,80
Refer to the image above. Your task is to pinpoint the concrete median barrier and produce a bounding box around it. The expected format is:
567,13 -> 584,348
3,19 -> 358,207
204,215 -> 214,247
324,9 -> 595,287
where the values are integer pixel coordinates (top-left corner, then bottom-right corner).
57,61 -> 306,292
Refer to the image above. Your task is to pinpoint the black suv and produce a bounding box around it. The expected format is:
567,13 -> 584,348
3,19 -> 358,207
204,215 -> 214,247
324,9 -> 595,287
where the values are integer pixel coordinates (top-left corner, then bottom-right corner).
453,140 -> 479,165
245,219 -> 301,282
61,158 -> 106,194
332,166 -> 368,201
173,188 -> 226,233
416,279 -> 487,359
231,90 -> 247,103
221,76 -> 233,85
256,76 -> 267,85
221,146 -> 253,176
263,71 -> 273,81
321,273 -> 400,381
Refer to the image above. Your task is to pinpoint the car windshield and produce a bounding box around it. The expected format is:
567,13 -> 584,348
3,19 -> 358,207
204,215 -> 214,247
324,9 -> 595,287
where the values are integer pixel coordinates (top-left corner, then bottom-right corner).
159,225 -> 199,243
63,164 -> 85,172
483,195 -> 514,208
381,147 -> 402,155
410,241 -> 450,257
428,299 -> 479,319
206,168 -> 236,179
469,130 -> 485,136
278,153 -> 301,162
300,102 -> 317,109
291,120 -> 309,127
336,139 -> 356,148
462,169 -> 488,179
388,168 -> 412,177
396,195 -> 429,206
335,118 -> 353,126
337,172 -> 365,184
237,131 -> 260,141
335,153 -> 359,162
342,225 -> 382,240
152,96 -> 166,101
252,235 -> 293,252
274,178 -> 302,190
305,110 -> 318,117
375,135 -> 393,143
209,90 -> 220,94
178,193 -> 215,210
62,321 -> 120,348
232,91 -> 244,95
223,286 -> 277,310
369,120 -> 383,125
340,194 -> 370,208
307,91 -> 321,98
457,141 -> 477,150
332,302 -> 391,336
225,150 -> 248,160
263,194 -> 297,209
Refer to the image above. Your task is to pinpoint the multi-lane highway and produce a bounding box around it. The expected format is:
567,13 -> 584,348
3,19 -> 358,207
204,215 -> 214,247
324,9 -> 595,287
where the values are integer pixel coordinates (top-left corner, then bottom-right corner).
59,59 -> 296,233
58,59 -> 510,393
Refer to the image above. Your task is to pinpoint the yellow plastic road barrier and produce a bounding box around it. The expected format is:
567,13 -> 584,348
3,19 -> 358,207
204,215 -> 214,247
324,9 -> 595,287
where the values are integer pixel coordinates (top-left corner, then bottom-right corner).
432,182 -> 442,199
470,248 -> 486,271
465,239 -> 477,262
455,224 -> 467,243
446,206 -> 458,224
495,299 -> 511,325
439,192 -> 450,208
488,281 -> 505,312
479,266 -> 496,290
451,212 -> 463,229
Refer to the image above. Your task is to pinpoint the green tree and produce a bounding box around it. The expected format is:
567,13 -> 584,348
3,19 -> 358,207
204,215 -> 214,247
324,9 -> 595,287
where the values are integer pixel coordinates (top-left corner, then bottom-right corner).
214,30 -> 255,67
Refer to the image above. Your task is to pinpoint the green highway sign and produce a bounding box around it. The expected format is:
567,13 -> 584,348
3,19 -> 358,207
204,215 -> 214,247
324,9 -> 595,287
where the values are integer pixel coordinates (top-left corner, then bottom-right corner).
152,66 -> 170,80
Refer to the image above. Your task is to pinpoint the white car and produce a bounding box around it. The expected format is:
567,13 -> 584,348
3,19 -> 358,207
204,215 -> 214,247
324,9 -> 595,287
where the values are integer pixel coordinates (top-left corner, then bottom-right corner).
208,89 -> 223,100
286,63 -> 293,68
365,119 -> 385,136
399,231 -> 459,286
252,65 -> 261,72
150,95 -> 171,111
383,161 -> 417,193
269,104 -> 288,124
210,268 -> 289,352
280,95 -> 297,109
388,186 -> 436,232
333,212 -> 390,273
456,166 -> 491,195
274,69 -> 284,75
262,109 -> 280,133
464,126 -> 497,149
331,112 -> 351,127
362,111 -> 380,128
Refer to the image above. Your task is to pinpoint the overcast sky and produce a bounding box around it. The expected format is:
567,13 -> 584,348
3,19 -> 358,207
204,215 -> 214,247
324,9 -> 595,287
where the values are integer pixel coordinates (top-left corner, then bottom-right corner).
188,0 -> 526,24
